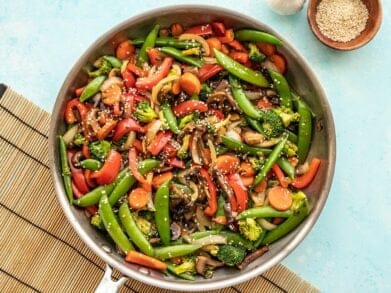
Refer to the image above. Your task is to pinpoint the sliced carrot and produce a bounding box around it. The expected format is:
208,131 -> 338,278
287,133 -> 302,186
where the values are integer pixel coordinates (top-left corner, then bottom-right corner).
229,51 -> 249,64
170,23 -> 184,37
179,72 -> 201,96
82,144 -> 91,159
147,48 -> 165,66
272,164 -> 290,188
240,161 -> 255,177
256,42 -> 276,56
269,54 -> 287,74
215,155 -> 240,175
125,250 -> 167,271
206,37 -> 222,57
171,79 -> 181,95
212,216 -> 227,225
240,176 -> 254,187
128,187 -> 150,210
116,40 -> 135,60
254,179 -> 267,193
96,120 -> 117,141
169,256 -> 183,265
75,86 -> 85,97
257,97 -> 273,109
289,157 -> 299,167
267,186 -> 293,211
126,63 -> 145,77
152,172 -> 173,189
291,158 -> 321,189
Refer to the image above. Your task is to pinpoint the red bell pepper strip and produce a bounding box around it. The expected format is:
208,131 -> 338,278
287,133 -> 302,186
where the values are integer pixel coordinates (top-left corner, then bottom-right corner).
212,22 -> 226,36
291,158 -> 321,188
229,51 -> 249,64
167,157 -> 185,169
135,57 -> 173,90
128,147 -> 151,192
113,118 -> 145,142
82,144 -> 91,159
162,142 -> 177,158
64,98 -> 88,124
84,169 -> 97,188
184,24 -> 213,36
127,63 -> 146,77
198,64 -> 223,82
200,168 -> 217,217
133,139 -> 143,153
173,100 -> 208,117
96,119 -> 117,141
75,86 -> 85,97
218,29 -> 234,43
228,173 -> 248,213
122,70 -> 136,89
147,131 -> 172,156
91,150 -> 122,185
72,181 -> 84,199
227,40 -> 247,52
85,205 -> 98,216
113,101 -> 121,117
272,163 -> 290,188
68,152 -> 90,194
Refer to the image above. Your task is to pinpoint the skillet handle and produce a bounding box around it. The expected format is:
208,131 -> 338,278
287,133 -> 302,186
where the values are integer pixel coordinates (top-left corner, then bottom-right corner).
95,264 -> 127,293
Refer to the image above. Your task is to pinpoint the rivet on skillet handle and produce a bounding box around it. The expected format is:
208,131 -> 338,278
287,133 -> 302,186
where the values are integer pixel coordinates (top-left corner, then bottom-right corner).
95,264 -> 127,293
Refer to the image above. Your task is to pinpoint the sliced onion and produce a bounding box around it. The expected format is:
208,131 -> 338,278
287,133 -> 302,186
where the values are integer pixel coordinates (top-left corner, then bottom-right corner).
196,207 -> 212,232
179,33 -> 210,56
244,91 -> 262,100
207,139 -> 217,164
62,124 -> 79,145
188,181 -> 199,202
151,75 -> 179,106
297,162 -> 309,175
225,129 -> 241,142
86,109 -> 100,134
214,114 -> 231,130
120,131 -> 136,151
145,119 -> 162,146
192,235 -> 227,246
191,134 -> 202,165
262,59 -> 278,72
100,76 -> 122,92
203,57 -> 217,64
257,218 -> 277,231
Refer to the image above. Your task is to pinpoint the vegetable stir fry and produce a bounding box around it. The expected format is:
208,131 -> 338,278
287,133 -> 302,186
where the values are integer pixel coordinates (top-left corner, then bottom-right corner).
59,22 -> 321,279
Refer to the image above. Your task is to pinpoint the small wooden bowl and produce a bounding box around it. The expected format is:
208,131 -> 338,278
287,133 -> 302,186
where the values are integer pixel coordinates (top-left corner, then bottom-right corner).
307,0 -> 382,50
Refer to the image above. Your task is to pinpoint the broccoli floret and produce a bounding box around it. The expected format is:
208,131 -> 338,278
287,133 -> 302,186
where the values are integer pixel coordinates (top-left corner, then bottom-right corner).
283,140 -> 298,157
173,257 -> 196,275
89,140 -> 111,162
273,107 -> 300,127
259,110 -> 284,138
87,58 -> 112,77
90,214 -> 104,230
178,114 -> 194,129
238,218 -> 263,241
291,191 -> 309,212
248,157 -> 265,171
133,213 -> 152,236
73,132 -> 86,146
199,84 -> 212,101
216,245 -> 246,266
248,43 -> 266,63
133,100 -> 157,123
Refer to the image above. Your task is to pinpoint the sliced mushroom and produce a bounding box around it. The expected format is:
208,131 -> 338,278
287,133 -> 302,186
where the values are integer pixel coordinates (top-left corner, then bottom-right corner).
243,130 -> 266,145
237,246 -> 269,270
191,131 -> 203,165
213,168 -> 234,199
176,165 -> 201,184
195,206 -> 211,232
251,190 -> 266,207
196,256 -> 224,278
223,202 -> 237,232
71,151 -> 84,168
170,222 -> 182,241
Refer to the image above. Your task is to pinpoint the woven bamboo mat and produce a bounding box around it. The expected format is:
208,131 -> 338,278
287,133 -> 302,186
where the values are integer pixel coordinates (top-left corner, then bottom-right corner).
0,85 -> 318,293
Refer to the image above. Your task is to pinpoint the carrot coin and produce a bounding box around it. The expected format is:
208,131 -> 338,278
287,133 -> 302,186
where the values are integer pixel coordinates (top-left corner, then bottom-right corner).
267,186 -> 292,211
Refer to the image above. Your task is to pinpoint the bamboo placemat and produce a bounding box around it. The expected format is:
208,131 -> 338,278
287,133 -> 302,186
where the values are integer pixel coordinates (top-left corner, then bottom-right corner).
0,85 -> 318,293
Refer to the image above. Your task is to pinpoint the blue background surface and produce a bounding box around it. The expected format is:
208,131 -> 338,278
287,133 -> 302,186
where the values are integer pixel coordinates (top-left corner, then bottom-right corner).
1,1 -> 390,291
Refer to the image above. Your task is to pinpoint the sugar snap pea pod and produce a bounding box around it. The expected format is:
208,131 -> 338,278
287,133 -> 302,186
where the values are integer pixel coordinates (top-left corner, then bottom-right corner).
73,183 -> 114,207
268,69 -> 292,109
253,229 -> 267,249
136,24 -> 160,66
214,49 -> 269,87
119,202 -> 154,256
58,136 -> 73,203
160,47 -> 203,67
80,159 -> 102,171
246,116 -> 266,135
221,136 -> 272,156
166,263 -> 195,281
102,55 -> 122,68
162,101 -> 180,134
189,231 -> 253,250
154,244 -> 202,260
294,98 -> 312,163
108,159 -> 160,206
261,200 -> 309,245
99,194 -> 134,253
253,133 -> 288,187
154,180 -> 171,246
286,130 -> 298,144
79,75 -> 106,102
277,157 -> 295,179
236,206 -> 293,220
132,37 -> 200,49
229,75 -> 262,119
234,29 -> 283,46
211,195 -> 226,231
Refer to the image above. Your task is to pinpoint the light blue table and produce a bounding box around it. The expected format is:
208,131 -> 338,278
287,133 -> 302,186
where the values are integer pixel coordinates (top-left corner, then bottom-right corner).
1,1 -> 390,291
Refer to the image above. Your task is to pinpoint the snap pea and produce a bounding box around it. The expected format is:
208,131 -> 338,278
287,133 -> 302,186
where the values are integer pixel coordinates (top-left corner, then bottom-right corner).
229,75 -> 262,119
261,201 -> 309,245
132,37 -> 200,49
79,75 -> 106,102
268,69 -> 292,109
215,145 -> 229,155
234,29 -> 283,46
119,202 -> 154,256
154,244 -> 202,260
58,136 -> 73,203
136,24 -> 160,66
108,159 -> 160,206
214,49 -> 269,87
189,231 -> 253,250
154,180 -> 171,246
73,184 -> 114,207
236,206 -> 293,220
286,129 -> 298,144
166,263 -> 195,281
211,196 -> 226,231
246,116 -> 267,136
253,230 -> 267,249
253,133 -> 288,187
162,101 -> 180,134
160,47 -> 203,67
102,55 -> 122,68
276,157 -> 295,179
80,159 -> 102,171
99,194 -> 134,253
294,98 -> 312,163
221,136 -> 272,156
